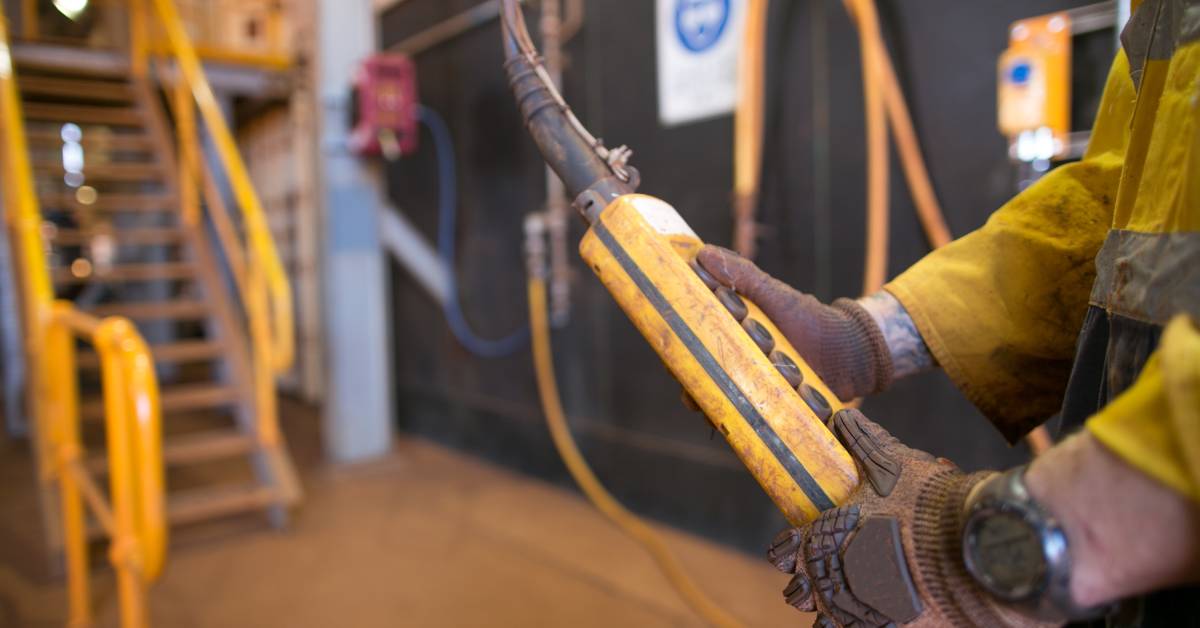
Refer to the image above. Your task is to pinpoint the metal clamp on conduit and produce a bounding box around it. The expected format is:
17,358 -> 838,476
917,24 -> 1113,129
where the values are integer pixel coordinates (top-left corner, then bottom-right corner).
499,0 -> 637,222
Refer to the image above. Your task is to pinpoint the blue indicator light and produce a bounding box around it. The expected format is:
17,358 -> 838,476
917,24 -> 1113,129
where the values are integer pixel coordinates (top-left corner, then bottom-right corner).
1009,61 -> 1033,85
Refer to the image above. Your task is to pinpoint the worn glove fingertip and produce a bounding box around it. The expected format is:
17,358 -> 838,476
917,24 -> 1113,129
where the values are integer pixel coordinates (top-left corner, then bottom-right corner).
696,245 -> 756,288
768,528 -> 803,573
832,409 -> 902,497
783,573 -> 816,612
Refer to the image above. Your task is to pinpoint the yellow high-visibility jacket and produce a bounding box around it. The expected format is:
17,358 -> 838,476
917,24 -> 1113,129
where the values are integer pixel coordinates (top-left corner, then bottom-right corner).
886,0 -> 1200,503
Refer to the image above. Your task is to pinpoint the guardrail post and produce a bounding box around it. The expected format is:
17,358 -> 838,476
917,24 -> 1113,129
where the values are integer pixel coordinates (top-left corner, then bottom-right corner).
20,0 -> 37,40
96,320 -> 150,628
129,0 -> 149,77
173,75 -> 199,226
46,302 -> 91,628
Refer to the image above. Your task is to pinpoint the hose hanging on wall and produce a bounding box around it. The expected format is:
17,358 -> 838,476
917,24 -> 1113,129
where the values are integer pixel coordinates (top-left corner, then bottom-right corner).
842,0 -> 952,252
419,105 -> 530,358
732,0 -> 768,258
735,0 -> 951,287
527,271 -> 745,628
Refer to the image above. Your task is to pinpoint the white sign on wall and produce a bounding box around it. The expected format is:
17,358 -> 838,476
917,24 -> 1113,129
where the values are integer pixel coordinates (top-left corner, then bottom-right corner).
656,0 -> 745,127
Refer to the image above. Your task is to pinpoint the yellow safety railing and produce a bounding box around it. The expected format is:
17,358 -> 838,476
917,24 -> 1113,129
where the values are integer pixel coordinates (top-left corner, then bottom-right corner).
130,0 -> 297,470
2,8 -> 166,627
46,303 -> 166,628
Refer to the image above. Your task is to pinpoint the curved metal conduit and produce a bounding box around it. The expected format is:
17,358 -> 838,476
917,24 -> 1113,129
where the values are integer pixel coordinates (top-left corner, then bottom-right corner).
499,3 -> 747,625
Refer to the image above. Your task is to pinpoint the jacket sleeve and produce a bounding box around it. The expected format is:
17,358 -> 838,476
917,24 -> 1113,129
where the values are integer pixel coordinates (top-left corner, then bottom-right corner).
1087,315 -> 1200,502
884,54 -> 1135,442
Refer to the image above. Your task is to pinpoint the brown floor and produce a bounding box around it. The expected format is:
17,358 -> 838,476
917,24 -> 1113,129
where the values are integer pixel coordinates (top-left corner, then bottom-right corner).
0,400 -> 809,627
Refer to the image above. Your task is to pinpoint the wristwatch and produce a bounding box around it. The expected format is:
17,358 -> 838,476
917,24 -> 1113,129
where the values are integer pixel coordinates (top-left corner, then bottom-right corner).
961,466 -> 1109,622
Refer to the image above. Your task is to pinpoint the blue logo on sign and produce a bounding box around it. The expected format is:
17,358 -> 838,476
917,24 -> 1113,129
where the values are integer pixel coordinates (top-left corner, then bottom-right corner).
675,0 -> 731,53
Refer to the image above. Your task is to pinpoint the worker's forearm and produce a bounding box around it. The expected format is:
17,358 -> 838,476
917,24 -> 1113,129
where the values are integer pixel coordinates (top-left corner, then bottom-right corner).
1026,433 -> 1200,608
857,290 -> 935,380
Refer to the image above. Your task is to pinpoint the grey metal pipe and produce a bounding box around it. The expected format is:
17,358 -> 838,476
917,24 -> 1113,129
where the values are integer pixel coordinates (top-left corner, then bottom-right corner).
389,0 -> 584,57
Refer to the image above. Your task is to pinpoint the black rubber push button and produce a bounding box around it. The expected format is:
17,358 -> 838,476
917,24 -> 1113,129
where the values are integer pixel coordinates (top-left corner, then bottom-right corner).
770,351 -> 804,388
743,319 -> 775,354
715,287 -> 748,321
799,384 -> 833,423
689,259 -> 720,291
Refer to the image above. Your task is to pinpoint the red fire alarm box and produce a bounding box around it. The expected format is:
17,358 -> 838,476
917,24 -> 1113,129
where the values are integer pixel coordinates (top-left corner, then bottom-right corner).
350,53 -> 419,159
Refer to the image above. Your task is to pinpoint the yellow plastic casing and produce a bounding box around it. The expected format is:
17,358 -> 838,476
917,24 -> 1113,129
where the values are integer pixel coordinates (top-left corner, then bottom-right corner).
580,194 -> 859,525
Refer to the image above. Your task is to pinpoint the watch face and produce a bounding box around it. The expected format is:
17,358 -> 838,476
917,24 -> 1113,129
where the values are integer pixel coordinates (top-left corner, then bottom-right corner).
964,511 -> 1047,600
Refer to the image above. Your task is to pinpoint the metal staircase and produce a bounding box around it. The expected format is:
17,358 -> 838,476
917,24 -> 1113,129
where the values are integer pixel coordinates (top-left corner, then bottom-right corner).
12,45 -> 300,531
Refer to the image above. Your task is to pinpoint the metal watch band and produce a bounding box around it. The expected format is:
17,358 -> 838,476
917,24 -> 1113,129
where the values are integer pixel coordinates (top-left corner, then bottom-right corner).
962,466 -> 1110,623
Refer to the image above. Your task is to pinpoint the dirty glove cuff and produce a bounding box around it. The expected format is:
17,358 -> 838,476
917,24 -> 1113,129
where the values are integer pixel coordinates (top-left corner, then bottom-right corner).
829,298 -> 895,399
913,470 -> 1021,628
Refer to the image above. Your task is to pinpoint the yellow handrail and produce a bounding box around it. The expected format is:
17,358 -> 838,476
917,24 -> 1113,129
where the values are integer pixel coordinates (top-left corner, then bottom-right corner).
48,303 -> 167,628
140,0 -> 296,375
1,7 -> 53,324
3,9 -> 167,626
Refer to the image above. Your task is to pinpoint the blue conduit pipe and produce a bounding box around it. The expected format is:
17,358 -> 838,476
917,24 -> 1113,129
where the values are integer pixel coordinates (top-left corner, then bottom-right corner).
418,104 -> 530,358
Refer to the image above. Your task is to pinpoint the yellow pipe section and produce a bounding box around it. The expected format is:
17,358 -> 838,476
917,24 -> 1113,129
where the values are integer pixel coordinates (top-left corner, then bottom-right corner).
732,0 -> 767,258
96,320 -> 150,628
47,303 -> 166,628
45,304 -> 91,628
2,3 -> 60,501
20,0 -> 36,40
0,8 -> 54,320
146,0 -> 295,373
130,0 -> 149,77
528,277 -> 745,628
173,75 -> 200,227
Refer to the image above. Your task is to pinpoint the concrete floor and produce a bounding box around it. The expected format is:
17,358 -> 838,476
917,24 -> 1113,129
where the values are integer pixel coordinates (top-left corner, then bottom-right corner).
0,401 -> 808,627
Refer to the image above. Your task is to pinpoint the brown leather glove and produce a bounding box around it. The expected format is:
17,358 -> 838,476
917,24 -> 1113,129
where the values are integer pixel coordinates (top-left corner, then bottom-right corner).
695,246 -> 893,400
767,408 -> 1054,628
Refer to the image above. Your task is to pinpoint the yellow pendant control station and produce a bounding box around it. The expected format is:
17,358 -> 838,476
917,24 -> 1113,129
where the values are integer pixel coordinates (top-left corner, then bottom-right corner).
580,194 -> 859,525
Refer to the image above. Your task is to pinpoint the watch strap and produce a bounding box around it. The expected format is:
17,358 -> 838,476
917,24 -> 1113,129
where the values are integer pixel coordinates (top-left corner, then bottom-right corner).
963,467 -> 1112,623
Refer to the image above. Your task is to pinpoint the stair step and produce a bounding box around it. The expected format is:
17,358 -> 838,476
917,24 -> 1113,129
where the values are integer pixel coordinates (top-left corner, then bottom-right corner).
25,130 -> 155,152
88,483 -> 278,539
17,76 -> 134,103
51,227 -> 186,246
23,103 -> 143,127
82,383 -> 241,421
87,300 -> 209,321
40,191 -> 175,212
34,161 -> 166,182
85,430 -> 257,473
12,49 -> 131,79
169,485 -> 279,527
77,340 -> 226,369
53,262 -> 196,285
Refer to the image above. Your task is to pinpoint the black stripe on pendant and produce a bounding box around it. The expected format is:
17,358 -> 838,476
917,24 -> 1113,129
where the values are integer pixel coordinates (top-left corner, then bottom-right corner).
592,221 -> 836,512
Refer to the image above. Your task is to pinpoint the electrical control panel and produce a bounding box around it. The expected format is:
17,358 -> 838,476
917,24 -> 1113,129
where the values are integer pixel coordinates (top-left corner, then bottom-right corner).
350,53 -> 420,160
998,12 -> 1072,164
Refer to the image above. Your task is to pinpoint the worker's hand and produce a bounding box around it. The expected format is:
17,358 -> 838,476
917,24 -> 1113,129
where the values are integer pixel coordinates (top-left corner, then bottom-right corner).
767,408 -> 1049,628
695,246 -> 892,400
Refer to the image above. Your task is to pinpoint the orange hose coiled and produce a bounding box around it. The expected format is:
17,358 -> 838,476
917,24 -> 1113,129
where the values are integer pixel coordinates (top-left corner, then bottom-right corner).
840,0 -> 955,293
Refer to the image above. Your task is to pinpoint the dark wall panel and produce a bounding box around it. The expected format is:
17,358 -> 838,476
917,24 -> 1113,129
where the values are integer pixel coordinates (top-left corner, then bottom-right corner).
379,0 -> 1106,552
